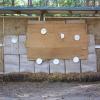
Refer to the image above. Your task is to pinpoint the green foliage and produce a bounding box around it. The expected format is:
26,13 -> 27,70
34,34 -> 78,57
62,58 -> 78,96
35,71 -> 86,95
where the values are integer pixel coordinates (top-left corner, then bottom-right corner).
3,0 -> 12,6
1,0 -> 99,17
1,0 -> 98,7
15,0 -> 28,6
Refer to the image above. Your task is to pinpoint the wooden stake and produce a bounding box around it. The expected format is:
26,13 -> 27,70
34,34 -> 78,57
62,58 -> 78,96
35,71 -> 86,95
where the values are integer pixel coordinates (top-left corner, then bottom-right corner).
2,17 -> 4,73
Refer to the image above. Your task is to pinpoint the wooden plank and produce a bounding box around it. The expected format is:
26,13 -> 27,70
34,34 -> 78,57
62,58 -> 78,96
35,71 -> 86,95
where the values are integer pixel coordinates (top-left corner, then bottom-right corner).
0,48 -> 3,73
27,21 -> 65,25
65,20 -> 86,24
97,58 -> 100,71
72,11 -> 95,14
27,23 -> 87,34
0,23 -> 4,74
45,17 -> 100,19
0,16 -> 39,19
4,19 -> 27,35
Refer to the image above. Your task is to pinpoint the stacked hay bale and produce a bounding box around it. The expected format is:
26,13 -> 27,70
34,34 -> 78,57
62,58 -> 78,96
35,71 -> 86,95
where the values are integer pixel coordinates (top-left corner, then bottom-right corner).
0,18 -> 98,81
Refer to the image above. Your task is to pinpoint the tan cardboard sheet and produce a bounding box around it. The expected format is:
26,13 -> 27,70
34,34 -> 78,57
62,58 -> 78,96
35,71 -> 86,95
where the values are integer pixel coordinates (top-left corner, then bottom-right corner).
26,21 -> 88,60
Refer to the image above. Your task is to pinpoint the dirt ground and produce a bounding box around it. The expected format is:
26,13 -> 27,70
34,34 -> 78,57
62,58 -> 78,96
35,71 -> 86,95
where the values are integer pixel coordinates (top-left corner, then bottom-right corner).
0,82 -> 100,100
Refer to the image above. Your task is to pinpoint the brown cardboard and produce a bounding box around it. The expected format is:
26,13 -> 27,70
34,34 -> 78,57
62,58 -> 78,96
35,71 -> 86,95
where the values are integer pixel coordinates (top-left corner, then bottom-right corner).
26,21 -> 88,60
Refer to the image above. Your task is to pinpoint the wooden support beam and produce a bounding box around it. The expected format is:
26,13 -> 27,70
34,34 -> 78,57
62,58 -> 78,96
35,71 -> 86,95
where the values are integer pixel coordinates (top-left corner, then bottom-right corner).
40,10 -> 48,21
11,10 -> 21,14
68,11 -> 72,15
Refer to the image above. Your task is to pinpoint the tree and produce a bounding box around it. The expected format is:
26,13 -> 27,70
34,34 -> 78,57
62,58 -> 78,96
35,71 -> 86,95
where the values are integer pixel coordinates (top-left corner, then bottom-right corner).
2,0 -> 99,7
28,0 -> 32,6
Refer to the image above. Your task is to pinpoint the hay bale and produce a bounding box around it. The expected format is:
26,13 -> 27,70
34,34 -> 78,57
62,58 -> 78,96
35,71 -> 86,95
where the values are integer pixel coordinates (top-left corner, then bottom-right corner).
4,35 -> 19,54
4,55 -> 19,73
19,35 -> 27,54
35,61 -> 49,73
20,55 -> 35,73
65,60 -> 80,73
2,72 -> 100,82
50,60 -> 65,73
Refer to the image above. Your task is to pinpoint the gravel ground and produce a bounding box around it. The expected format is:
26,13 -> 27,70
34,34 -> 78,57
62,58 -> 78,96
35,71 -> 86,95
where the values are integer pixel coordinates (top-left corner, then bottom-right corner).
0,82 -> 100,100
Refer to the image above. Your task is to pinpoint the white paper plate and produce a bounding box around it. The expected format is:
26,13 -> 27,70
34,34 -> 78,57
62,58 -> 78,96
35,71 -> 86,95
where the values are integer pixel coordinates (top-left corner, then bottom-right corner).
74,35 -> 80,41
53,59 -> 60,65
41,28 -> 47,35
73,57 -> 79,63
11,37 -> 18,43
60,33 -> 64,39
36,58 -> 43,65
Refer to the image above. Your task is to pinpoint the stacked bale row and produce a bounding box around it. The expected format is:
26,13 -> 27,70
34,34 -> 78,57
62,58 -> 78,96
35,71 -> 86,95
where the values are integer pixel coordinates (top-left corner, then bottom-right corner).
0,18 -> 97,74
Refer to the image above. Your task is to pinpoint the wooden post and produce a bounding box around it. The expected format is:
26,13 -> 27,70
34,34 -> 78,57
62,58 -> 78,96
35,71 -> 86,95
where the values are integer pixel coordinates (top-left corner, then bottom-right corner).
2,17 -> 4,73
40,12 -> 44,21
80,59 -> 82,73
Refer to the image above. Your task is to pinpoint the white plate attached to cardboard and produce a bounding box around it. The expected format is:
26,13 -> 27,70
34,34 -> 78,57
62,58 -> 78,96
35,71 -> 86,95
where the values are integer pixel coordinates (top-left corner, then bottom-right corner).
41,28 -> 47,35
74,35 -> 80,41
53,59 -> 60,65
36,58 -> 43,65
73,57 -> 79,63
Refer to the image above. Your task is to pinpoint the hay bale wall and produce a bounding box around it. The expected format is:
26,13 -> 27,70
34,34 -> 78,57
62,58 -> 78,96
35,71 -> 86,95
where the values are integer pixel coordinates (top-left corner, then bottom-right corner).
0,17 -> 98,74
87,19 -> 100,71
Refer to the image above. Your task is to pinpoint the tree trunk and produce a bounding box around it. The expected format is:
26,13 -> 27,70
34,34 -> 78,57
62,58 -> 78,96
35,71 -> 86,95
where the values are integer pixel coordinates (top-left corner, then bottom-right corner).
12,0 -> 14,6
86,0 -> 89,6
93,0 -> 95,6
28,0 -> 32,6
